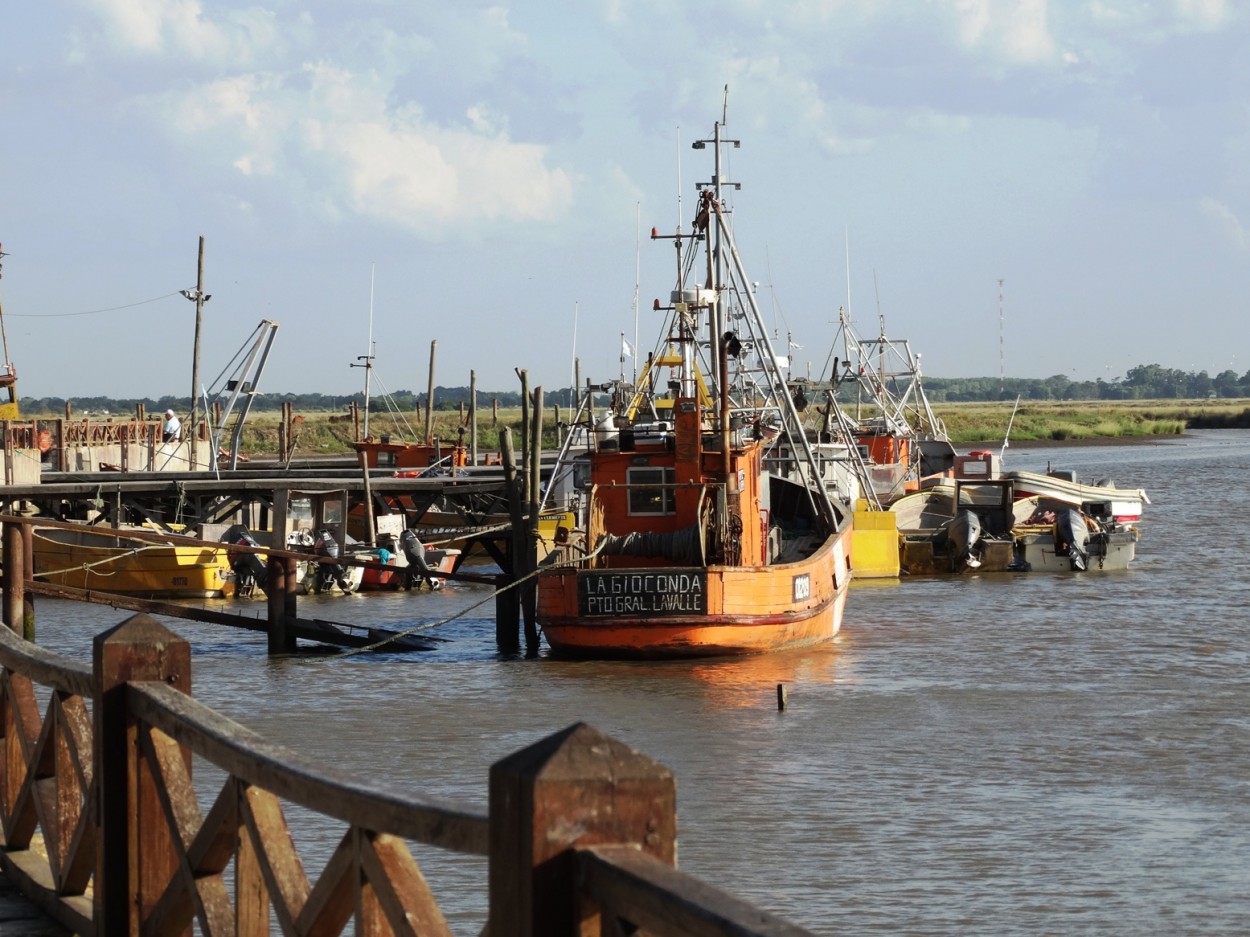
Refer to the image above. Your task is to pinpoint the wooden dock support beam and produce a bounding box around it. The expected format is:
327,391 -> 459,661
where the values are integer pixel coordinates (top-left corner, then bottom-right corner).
496,427 -> 522,655
266,556 -> 298,654
2,519 -> 34,640
524,386 -> 542,656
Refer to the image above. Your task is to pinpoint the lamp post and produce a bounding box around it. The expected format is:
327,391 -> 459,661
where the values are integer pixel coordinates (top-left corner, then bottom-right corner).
181,236 -> 210,468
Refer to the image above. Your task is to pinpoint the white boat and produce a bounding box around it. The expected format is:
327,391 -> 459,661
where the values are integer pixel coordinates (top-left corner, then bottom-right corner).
1010,496 -> 1140,572
893,474 -> 1142,574
1000,469 -> 1149,525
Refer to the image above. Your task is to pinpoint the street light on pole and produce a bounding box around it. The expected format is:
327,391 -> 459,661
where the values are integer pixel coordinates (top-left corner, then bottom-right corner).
181,236 -> 211,468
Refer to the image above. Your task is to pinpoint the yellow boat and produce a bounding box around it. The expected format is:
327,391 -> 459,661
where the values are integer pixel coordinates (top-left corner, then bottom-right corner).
32,525 -> 233,598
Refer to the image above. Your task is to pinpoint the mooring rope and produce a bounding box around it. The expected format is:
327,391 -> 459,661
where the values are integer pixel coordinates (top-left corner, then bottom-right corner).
32,541 -> 181,579
328,537 -> 605,659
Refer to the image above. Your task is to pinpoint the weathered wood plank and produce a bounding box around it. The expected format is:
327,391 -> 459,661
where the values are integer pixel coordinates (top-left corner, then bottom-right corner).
128,683 -> 489,854
0,628 -> 93,700
4,673 -> 45,851
294,830 -> 355,937
241,785 -> 310,933
235,784 -> 270,937
359,832 -> 450,937
578,845 -> 816,937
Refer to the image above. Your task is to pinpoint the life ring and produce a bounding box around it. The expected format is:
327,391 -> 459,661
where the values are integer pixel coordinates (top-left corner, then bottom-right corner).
36,429 -> 52,453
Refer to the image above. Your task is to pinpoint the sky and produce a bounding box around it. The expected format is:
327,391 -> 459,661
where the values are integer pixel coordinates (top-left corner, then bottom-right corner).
2,1 -> 1248,403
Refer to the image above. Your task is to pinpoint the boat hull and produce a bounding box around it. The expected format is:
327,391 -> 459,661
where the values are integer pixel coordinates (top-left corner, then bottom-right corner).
33,528 -> 232,598
355,548 -> 460,590
1001,470 -> 1148,523
537,527 -> 851,659
1013,526 -> 1138,572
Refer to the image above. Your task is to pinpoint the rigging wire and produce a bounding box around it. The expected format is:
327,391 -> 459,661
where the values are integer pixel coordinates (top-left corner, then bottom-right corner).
4,292 -> 183,317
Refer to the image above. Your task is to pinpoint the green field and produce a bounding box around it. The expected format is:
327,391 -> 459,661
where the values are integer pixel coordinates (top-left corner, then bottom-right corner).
221,398 -> 1250,456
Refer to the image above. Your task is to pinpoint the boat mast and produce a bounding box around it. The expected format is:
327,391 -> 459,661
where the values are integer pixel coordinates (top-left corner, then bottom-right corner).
352,264 -> 376,440
0,242 -> 15,412
694,91 -> 736,399
0,242 -> 10,369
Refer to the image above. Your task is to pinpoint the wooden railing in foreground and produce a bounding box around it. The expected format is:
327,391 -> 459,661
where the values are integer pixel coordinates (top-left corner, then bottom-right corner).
0,614 -> 815,935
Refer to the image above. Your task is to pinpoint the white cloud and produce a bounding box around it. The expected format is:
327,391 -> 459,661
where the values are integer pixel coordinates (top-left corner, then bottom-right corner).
1200,197 -> 1250,252
157,61 -> 573,233
950,0 -> 1057,64
1087,0 -> 1235,36
1175,0 -> 1230,30
80,0 -> 283,63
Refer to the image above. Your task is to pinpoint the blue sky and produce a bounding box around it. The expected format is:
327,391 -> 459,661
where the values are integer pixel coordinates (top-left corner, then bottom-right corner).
2,1 -> 1247,401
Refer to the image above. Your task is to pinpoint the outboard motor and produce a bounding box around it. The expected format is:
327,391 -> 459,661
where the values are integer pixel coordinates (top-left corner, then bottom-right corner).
222,524 -> 267,597
399,528 -> 441,590
947,508 -> 983,571
1055,508 -> 1090,572
312,528 -> 354,594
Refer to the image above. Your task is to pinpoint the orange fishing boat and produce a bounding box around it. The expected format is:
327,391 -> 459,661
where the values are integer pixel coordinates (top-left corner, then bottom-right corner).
535,115 -> 853,659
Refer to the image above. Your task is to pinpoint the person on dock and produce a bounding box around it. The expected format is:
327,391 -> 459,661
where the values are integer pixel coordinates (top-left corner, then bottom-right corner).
162,409 -> 182,442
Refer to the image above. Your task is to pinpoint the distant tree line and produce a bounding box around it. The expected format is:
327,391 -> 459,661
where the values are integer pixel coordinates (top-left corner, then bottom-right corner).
921,364 -> 1250,402
19,364 -> 1250,416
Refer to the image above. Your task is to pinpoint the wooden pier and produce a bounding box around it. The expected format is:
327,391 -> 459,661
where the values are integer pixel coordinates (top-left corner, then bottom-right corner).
0,613 -> 816,935
0,456 -> 549,655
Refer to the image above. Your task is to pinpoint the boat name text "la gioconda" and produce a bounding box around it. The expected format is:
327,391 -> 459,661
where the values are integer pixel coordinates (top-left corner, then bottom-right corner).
577,571 -> 708,617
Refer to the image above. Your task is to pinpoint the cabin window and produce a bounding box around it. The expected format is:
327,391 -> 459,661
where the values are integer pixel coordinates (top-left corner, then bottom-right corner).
627,467 -> 676,515
573,459 -> 593,489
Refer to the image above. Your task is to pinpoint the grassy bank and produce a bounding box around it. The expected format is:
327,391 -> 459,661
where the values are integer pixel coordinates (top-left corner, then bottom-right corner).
31,398 -> 1250,457
936,398 -> 1250,445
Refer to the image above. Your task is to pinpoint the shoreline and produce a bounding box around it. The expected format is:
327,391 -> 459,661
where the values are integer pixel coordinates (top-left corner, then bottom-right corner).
961,433 -> 1191,451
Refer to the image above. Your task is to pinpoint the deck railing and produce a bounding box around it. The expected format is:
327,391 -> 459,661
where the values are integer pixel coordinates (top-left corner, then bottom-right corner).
0,612 -> 815,935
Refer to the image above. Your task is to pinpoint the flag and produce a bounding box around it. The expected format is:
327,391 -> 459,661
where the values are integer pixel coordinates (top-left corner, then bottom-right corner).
621,337 -> 633,358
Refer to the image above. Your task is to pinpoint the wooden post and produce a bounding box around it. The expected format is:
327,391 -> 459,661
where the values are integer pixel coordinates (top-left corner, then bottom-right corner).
358,449 -> 377,545
3,520 -> 25,635
267,556 -> 298,654
516,370 -> 530,498
470,369 -> 478,466
553,403 -> 562,447
56,417 -> 68,472
20,520 -> 34,640
497,428 -> 523,654
94,613 -> 192,936
493,398 -> 499,425
424,340 -> 437,443
524,387 -> 542,655
488,723 -> 677,937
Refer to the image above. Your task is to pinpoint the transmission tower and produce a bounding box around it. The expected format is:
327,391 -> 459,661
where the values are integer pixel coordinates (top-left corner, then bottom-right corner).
997,278 -> 1005,395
